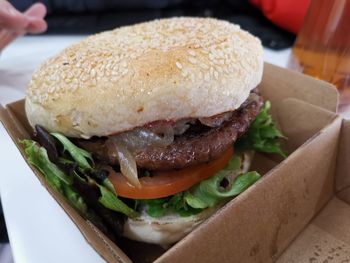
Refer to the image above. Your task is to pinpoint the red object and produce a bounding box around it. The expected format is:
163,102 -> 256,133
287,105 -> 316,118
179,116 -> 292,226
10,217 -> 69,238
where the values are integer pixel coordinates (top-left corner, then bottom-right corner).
250,0 -> 311,34
108,147 -> 234,199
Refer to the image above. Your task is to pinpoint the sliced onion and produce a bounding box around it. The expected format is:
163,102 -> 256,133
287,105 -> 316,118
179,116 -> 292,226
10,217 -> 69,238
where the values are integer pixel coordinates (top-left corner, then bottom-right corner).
199,112 -> 233,127
147,122 -> 175,144
116,131 -> 149,150
172,119 -> 191,135
112,126 -> 174,151
108,138 -> 141,188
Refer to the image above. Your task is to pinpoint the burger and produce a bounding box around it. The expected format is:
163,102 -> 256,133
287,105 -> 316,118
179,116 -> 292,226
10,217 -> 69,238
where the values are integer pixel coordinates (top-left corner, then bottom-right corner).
22,17 -> 285,246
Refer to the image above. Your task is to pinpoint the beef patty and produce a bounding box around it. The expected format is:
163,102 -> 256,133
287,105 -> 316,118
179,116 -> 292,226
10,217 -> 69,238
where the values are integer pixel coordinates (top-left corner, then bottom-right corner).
77,90 -> 263,171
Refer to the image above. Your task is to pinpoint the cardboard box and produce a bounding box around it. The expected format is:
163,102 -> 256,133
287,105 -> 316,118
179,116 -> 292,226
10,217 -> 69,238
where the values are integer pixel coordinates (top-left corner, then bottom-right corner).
1,63 -> 349,262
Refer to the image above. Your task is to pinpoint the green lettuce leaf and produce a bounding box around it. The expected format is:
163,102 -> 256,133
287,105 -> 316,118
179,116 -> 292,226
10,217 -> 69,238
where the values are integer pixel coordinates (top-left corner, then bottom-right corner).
168,193 -> 203,217
184,171 -> 260,209
70,166 -> 138,218
20,139 -> 88,215
184,155 -> 260,209
139,198 -> 167,218
138,193 -> 202,218
51,133 -> 93,171
21,140 -> 72,186
99,186 -> 138,218
21,138 -> 138,218
236,101 -> 286,157
61,182 -> 88,213
102,178 -> 118,196
138,155 -> 260,217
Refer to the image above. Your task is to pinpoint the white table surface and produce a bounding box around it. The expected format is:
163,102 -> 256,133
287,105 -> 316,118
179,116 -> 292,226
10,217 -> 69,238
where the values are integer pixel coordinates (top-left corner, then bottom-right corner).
0,35 -> 291,263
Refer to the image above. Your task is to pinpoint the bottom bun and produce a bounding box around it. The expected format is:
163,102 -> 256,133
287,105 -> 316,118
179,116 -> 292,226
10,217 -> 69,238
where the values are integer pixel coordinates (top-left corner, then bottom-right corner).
123,206 -> 218,247
123,150 -> 253,246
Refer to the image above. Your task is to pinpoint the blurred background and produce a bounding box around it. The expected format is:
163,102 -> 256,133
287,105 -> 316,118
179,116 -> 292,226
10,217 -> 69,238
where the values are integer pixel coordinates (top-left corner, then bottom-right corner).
10,0 -> 301,49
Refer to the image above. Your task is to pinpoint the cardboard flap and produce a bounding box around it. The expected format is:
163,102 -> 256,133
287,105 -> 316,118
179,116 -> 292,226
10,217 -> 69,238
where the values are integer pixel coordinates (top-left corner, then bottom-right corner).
277,198 -> 350,262
276,98 -> 338,153
261,64 -> 338,115
335,119 -> 350,205
155,104 -> 342,263
6,100 -> 33,137
0,104 -> 8,124
0,101 -> 30,141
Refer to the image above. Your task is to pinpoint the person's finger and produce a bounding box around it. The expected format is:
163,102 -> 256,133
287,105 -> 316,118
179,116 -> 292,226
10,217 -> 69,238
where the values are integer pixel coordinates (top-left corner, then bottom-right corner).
0,0 -> 29,31
0,30 -> 19,50
26,17 -> 47,33
24,3 -> 47,34
25,3 -> 47,19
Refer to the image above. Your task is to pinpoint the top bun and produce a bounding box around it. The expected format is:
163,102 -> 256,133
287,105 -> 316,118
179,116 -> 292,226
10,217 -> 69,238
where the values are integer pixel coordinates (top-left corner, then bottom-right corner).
26,17 -> 263,138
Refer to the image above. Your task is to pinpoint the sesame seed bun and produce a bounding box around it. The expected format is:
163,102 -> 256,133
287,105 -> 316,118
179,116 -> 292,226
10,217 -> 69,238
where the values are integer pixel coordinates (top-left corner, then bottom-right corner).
25,17 -> 263,138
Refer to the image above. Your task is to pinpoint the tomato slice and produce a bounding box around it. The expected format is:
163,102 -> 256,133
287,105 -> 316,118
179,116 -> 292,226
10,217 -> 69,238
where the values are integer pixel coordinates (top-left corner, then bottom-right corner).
108,147 -> 234,199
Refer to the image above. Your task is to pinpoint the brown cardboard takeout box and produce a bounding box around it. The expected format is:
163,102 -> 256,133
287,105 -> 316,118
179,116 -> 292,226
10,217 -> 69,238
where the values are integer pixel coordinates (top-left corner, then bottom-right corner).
1,63 -> 350,262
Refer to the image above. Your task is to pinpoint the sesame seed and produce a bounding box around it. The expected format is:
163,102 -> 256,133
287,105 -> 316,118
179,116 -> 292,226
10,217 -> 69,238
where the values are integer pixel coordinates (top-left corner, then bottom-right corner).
210,67 -> 214,75
188,57 -> 197,64
190,73 -> 195,82
214,71 -> 219,80
197,72 -> 203,80
181,70 -> 188,77
188,49 -> 196,56
90,69 -> 96,77
200,63 -> 209,69
121,69 -> 128,76
204,72 -> 210,81
176,62 -> 183,69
